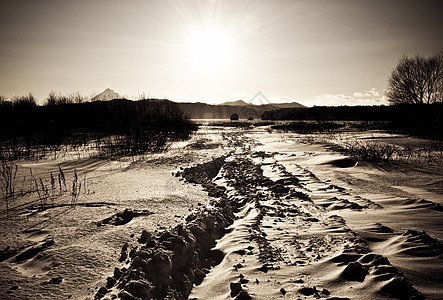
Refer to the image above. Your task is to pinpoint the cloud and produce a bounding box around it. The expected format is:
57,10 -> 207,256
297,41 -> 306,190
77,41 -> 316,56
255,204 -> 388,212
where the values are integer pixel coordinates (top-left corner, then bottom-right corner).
317,94 -> 353,105
315,88 -> 387,106
369,88 -> 380,97
353,88 -> 380,98
279,97 -> 298,103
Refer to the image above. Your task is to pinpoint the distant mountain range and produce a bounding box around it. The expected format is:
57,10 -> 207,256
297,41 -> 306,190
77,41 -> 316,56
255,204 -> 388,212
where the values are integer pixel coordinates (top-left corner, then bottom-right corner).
90,88 -> 304,119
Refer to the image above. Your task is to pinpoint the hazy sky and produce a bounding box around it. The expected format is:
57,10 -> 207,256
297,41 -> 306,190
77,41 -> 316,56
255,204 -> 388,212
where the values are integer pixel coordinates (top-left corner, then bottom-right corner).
1,0 -> 442,106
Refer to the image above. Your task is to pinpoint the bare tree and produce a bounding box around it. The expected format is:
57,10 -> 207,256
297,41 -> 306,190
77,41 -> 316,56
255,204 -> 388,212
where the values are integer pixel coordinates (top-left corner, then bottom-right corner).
69,91 -> 86,104
0,95 -> 7,105
45,91 -> 87,106
12,93 -> 37,107
386,52 -> 443,105
425,52 -> 443,103
45,91 -> 59,106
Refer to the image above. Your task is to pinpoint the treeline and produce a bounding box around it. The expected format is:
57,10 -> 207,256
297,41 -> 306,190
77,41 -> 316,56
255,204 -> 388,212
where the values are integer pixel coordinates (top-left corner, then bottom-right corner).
0,96 -> 196,160
0,92 -> 89,107
261,103 -> 443,139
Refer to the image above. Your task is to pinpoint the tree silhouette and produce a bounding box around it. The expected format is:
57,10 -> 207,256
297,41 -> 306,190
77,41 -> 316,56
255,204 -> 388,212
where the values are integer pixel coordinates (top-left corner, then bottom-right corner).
230,113 -> 239,121
386,52 -> 443,105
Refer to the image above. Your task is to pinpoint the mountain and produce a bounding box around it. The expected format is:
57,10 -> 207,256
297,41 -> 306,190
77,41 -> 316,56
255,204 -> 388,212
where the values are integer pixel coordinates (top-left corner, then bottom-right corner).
218,100 -> 249,106
91,88 -> 122,101
218,100 -> 304,109
262,102 -> 305,109
87,90 -> 304,119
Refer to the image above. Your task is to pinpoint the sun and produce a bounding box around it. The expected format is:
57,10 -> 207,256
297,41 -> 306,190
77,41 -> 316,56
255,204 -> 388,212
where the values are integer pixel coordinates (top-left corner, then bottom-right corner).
185,27 -> 234,72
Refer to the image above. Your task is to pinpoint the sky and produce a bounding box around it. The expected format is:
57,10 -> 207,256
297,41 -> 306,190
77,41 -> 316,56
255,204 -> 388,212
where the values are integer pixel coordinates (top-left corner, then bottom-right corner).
0,0 -> 442,106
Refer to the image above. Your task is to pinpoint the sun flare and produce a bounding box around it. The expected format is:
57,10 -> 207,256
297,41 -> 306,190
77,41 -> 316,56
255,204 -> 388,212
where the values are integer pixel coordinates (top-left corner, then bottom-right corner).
185,27 -> 234,72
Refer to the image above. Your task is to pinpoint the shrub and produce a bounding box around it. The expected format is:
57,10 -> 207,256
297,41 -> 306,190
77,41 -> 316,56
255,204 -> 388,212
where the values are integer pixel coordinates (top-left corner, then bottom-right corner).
230,113 -> 239,121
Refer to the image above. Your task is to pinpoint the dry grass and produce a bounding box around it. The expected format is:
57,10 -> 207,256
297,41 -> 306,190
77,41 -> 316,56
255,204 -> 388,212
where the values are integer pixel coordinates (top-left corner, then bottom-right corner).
0,163 -> 90,220
296,132 -> 443,164
0,160 -> 18,219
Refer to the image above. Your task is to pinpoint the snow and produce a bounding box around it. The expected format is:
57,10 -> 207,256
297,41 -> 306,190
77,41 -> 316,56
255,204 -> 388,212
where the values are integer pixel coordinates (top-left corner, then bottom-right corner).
1,125 -> 442,299
91,88 -> 122,101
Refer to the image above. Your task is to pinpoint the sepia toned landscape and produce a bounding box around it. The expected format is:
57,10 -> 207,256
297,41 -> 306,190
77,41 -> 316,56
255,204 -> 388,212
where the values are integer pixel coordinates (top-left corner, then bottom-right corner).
1,1 -> 443,300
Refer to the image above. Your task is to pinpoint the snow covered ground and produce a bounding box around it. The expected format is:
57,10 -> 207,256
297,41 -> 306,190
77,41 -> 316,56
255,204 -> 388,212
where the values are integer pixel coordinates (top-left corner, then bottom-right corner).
1,125 -> 442,299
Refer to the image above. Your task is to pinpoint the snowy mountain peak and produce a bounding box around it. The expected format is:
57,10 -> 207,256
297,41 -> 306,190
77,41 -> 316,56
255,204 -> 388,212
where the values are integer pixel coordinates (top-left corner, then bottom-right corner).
91,88 -> 122,101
